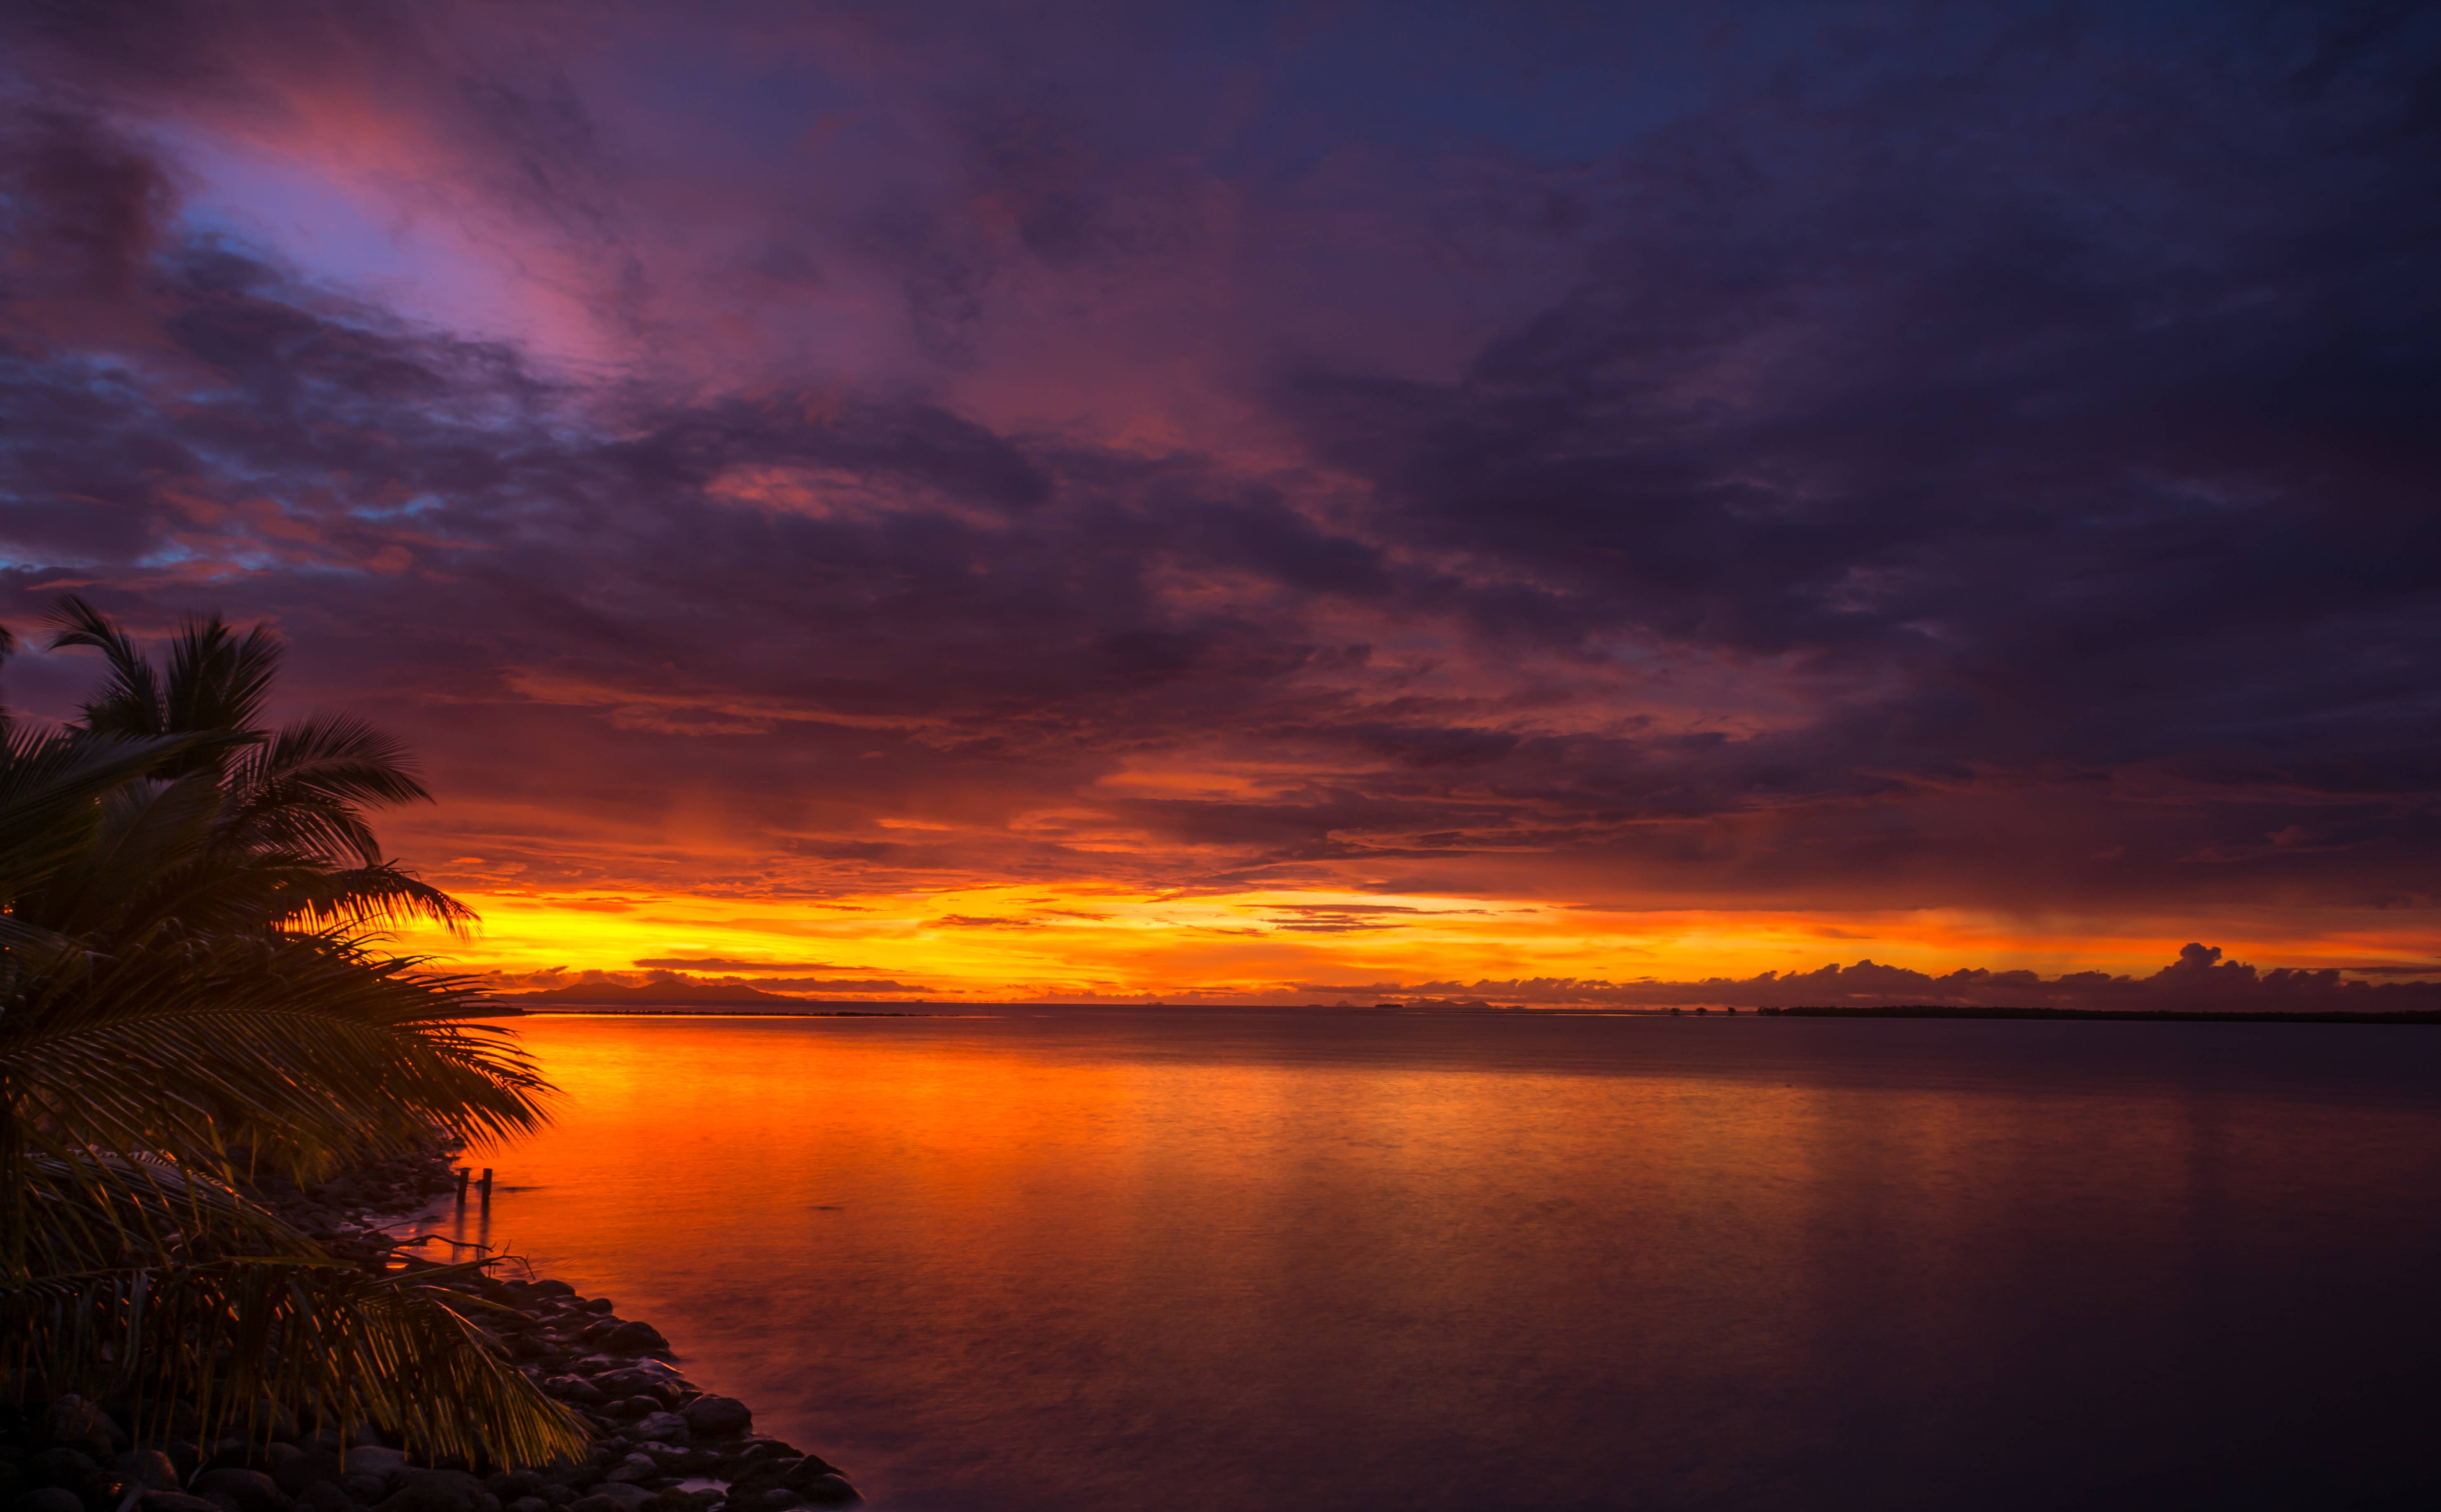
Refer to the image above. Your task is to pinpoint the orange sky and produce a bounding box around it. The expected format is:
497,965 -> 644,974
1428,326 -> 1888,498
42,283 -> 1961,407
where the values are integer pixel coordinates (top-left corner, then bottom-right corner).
9,5 -> 2438,1009
393,883 -> 2441,1004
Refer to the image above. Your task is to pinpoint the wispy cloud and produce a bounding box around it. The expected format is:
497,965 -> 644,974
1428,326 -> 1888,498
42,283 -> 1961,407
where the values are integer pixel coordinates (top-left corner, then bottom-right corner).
4,2 -> 2436,984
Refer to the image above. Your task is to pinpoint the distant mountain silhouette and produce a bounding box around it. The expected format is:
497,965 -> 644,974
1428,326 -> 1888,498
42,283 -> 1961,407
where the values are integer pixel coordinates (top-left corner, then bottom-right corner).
491,981 -> 807,1005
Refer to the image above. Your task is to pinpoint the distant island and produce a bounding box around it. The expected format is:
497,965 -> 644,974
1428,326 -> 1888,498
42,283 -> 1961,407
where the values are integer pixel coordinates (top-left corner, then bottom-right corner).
1764,1005 -> 2441,1024
491,981 -> 811,1005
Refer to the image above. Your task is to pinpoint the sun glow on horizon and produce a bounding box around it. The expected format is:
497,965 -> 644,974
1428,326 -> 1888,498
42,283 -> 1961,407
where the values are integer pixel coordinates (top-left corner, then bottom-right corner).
391,885 -> 2441,1003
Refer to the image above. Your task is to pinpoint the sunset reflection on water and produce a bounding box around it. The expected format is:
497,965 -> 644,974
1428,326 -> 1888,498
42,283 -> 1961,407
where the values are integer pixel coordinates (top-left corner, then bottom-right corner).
428,1011 -> 2441,1511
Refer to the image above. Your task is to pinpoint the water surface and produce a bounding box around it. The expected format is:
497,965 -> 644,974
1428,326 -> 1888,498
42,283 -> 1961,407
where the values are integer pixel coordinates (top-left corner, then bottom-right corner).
428,1009 -> 2441,1510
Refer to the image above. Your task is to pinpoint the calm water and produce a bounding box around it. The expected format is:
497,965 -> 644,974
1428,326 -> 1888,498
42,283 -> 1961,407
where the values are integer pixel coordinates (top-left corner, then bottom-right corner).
426,1009 -> 2441,1510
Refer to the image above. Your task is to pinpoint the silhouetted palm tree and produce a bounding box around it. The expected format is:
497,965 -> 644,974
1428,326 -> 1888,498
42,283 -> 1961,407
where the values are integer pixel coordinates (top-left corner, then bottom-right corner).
44,595 -> 476,935
0,612 -> 585,1466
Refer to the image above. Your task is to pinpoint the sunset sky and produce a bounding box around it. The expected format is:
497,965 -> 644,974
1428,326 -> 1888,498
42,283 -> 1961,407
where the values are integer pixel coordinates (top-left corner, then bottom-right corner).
4,1 -> 2436,1003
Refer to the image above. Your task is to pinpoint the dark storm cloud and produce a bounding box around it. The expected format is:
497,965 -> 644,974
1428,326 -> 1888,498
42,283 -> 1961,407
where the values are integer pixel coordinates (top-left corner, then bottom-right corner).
2,1 -> 2437,928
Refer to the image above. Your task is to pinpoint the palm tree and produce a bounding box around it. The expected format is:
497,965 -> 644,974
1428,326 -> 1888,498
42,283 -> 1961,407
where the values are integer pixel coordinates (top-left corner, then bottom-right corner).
43,596 -> 476,936
0,609 -> 587,1468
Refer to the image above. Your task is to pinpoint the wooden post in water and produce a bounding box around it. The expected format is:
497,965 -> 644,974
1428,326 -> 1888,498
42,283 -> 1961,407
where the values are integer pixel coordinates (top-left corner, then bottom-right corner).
455,1168 -> 470,1205
479,1168 -> 494,1211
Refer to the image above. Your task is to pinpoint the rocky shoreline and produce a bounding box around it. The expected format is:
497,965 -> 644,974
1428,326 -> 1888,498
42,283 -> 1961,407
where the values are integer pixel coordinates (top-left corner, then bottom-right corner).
1,1145 -> 863,1512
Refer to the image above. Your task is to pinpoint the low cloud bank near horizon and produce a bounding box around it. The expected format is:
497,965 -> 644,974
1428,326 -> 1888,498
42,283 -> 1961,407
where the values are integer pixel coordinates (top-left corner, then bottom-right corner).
478,945 -> 2441,1014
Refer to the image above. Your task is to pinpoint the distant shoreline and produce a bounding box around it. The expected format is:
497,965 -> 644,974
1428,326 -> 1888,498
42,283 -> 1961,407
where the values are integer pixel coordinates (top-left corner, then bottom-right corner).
1767,1005 -> 2441,1024
490,1000 -> 2441,1024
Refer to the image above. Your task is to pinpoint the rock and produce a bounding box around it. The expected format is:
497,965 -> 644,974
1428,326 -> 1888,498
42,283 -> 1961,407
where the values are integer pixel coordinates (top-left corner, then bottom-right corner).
27,1452 -> 98,1491
541,1378 -> 606,1407
508,1501 -> 549,1512
45,1398 -> 124,1458
339,1450 -> 406,1486
0,1467 -> 19,1504
778,1460 -> 843,1491
118,1452 -> 183,1493
628,1416 -> 686,1447
243,1403 -> 301,1445
529,1281 -> 576,1299
294,1485 -> 350,1512
794,1479 -> 858,1510
481,1477 -> 538,1503
599,1323 -> 667,1355
137,1496 -> 224,1512
570,1486 -> 652,1512
134,1446 -> 201,1486
599,1460 -> 657,1489
13,1496 -> 86,1512
339,1479 -> 389,1505
676,1399 -> 748,1440
722,1493 -> 796,1512
274,1451 -> 346,1496
592,1373 -> 674,1406
510,1336 -> 560,1362
579,1299 -> 615,1316
723,1457 -> 845,1507
190,1470 -> 287,1512
377,1469 -> 490,1512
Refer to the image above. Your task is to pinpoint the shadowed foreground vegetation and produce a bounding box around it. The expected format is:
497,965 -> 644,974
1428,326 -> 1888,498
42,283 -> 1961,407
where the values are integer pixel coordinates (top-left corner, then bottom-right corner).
0,600 -> 588,1468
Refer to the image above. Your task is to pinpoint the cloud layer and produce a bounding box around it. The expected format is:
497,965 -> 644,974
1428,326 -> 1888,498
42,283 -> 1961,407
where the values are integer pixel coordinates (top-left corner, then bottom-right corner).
4,1 -> 2436,990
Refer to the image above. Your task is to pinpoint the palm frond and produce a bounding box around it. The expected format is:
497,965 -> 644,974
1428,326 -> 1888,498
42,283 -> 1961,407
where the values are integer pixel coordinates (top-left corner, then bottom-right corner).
0,1260 -> 591,1466
223,713 -> 438,866
13,1150 -> 312,1277
44,596 -> 167,739
278,863 -> 482,936
4,935 -> 554,1189
164,614 -> 285,739
0,729 -> 242,903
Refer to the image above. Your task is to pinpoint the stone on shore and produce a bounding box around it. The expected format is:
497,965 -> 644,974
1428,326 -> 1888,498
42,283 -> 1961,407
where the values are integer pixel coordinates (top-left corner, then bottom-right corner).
594,1372 -> 680,1407
341,1449 -> 408,1486
599,1458 -> 659,1488
569,1486 -> 654,1512
191,1468 -> 287,1512
122,1451 -> 184,1493
629,1414 -> 688,1445
378,1468 -> 496,1512
678,1398 -> 750,1439
600,1321 -> 668,1354
10,1490 -> 85,1512
26,1450 -> 96,1489
137,1494 -> 224,1512
273,1451 -> 345,1496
